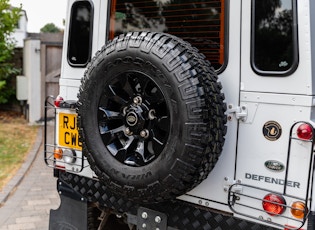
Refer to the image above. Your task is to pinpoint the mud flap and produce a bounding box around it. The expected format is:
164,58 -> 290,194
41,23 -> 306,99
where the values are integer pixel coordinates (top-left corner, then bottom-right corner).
49,179 -> 87,230
308,211 -> 315,230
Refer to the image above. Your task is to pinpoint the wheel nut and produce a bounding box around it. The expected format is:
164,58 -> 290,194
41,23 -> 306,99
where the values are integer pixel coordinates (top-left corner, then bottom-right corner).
141,212 -> 148,219
133,96 -> 142,105
122,107 -> 128,115
148,109 -> 156,120
155,216 -> 161,223
125,127 -> 132,135
140,129 -> 149,138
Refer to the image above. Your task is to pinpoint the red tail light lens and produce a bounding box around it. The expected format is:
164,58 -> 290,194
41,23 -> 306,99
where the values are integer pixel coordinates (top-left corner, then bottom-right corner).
262,193 -> 286,216
296,123 -> 313,140
54,95 -> 64,107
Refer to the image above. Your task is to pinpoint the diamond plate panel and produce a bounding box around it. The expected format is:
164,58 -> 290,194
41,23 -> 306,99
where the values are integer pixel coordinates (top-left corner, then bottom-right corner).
59,172 -> 277,230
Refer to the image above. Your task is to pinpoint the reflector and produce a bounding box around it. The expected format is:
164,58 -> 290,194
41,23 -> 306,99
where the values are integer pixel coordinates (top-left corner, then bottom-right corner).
296,123 -> 313,140
54,95 -> 64,107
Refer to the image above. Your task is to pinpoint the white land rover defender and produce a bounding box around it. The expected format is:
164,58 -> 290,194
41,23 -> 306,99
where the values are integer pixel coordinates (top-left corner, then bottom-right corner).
44,0 -> 315,229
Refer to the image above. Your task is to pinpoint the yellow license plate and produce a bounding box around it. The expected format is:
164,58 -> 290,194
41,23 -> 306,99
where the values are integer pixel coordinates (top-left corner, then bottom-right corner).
58,113 -> 82,150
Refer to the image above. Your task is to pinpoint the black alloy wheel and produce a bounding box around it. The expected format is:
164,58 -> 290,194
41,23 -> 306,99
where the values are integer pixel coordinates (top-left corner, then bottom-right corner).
98,71 -> 170,167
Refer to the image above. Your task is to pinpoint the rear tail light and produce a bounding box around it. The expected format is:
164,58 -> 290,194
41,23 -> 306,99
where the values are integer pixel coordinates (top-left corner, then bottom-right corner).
296,123 -> 313,140
54,95 -> 64,107
291,201 -> 307,219
262,193 -> 286,216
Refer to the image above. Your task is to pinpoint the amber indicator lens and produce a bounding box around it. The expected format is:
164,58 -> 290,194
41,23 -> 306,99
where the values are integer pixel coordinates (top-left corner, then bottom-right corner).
291,201 -> 307,219
54,148 -> 63,160
262,193 -> 286,216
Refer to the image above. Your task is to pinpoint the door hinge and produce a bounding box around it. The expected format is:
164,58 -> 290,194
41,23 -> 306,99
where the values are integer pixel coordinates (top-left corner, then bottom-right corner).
227,104 -> 247,121
224,177 -> 243,193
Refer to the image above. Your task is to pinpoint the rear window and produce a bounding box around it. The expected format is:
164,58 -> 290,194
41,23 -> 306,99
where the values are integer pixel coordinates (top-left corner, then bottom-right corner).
67,0 -> 93,67
108,0 -> 227,71
251,0 -> 298,76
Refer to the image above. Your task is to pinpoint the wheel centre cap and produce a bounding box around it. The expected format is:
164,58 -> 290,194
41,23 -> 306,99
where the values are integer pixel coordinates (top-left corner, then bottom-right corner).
126,111 -> 138,126
125,105 -> 147,131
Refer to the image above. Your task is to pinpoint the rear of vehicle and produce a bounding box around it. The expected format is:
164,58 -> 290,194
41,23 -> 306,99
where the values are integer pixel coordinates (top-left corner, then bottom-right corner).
44,0 -> 315,229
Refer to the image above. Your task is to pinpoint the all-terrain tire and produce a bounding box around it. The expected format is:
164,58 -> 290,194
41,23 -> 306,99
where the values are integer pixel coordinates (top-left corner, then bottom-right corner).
77,32 -> 226,203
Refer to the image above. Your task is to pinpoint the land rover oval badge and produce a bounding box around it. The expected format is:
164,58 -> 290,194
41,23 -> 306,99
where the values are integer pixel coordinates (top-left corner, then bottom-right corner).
263,121 -> 282,141
265,160 -> 285,172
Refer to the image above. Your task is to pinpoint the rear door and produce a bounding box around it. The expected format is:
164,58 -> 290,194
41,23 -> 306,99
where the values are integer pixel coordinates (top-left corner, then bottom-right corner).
235,0 -> 313,227
177,0 -> 242,210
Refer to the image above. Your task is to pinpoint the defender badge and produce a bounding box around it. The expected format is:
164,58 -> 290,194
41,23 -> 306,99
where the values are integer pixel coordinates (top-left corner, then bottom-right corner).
263,121 -> 282,141
265,160 -> 285,172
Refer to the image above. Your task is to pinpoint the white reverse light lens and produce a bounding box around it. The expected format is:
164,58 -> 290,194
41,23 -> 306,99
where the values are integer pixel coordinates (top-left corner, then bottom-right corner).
62,149 -> 76,164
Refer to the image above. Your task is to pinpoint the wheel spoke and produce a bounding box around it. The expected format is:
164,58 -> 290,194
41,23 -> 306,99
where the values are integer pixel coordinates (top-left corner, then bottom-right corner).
101,125 -> 125,135
105,132 -> 135,159
124,140 -> 145,166
153,136 -> 164,146
156,116 -> 170,132
124,155 -> 140,166
147,94 -> 165,105
100,130 -> 114,146
128,140 -> 154,165
136,76 -> 151,93
135,140 -> 144,157
99,107 -> 122,120
152,137 -> 165,154
99,123 -> 109,135
121,135 -> 135,150
107,143 -> 119,156
107,85 -> 128,106
99,123 -> 124,146
114,135 -> 135,161
143,82 -> 164,105
121,75 -> 136,97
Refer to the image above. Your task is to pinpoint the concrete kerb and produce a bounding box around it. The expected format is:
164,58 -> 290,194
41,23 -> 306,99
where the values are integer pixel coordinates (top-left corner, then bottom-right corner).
0,126 -> 43,207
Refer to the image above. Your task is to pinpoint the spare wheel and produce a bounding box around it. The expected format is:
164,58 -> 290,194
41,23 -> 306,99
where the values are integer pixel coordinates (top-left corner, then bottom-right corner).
77,32 -> 227,203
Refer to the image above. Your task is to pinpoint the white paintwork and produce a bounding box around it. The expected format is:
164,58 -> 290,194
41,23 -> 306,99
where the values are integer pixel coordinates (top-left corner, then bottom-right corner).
55,0 -> 315,228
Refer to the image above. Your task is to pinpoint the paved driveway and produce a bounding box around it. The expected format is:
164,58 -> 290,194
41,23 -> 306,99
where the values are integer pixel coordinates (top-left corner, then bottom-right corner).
0,127 -> 59,230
